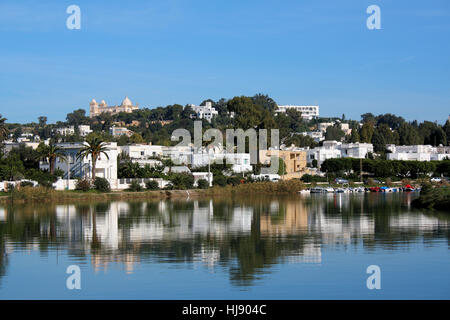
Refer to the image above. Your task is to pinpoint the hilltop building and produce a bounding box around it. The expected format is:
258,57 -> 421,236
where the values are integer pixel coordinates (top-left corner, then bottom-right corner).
188,101 -> 218,123
89,97 -> 139,118
275,105 -> 319,120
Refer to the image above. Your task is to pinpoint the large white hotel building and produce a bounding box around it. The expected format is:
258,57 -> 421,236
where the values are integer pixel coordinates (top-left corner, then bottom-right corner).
275,105 -> 319,120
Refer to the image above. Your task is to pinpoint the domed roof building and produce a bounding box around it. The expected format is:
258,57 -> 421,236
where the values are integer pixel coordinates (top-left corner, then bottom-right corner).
89,96 -> 139,118
121,96 -> 132,107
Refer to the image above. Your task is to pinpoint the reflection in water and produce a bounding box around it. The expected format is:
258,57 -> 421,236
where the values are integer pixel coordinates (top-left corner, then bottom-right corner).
0,193 -> 449,289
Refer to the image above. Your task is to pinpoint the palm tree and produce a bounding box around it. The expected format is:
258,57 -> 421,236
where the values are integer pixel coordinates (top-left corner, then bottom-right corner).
39,143 -> 67,175
0,114 -> 8,142
76,137 -> 109,180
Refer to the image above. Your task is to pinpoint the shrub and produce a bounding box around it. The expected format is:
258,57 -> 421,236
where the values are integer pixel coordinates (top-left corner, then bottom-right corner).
127,180 -> 143,192
163,183 -> 174,190
93,177 -> 111,192
169,173 -> 194,190
146,180 -> 159,190
11,186 -> 54,201
75,179 -> 91,192
20,181 -> 34,188
213,175 -> 227,187
197,179 -> 209,189
227,176 -> 241,186
300,174 -> 328,183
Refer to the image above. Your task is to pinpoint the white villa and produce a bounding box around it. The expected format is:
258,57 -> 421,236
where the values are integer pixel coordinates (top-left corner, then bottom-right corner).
275,105 -> 319,120
386,144 -> 450,161
39,142 -> 119,181
56,125 -> 92,137
306,141 -> 374,166
188,101 -> 218,123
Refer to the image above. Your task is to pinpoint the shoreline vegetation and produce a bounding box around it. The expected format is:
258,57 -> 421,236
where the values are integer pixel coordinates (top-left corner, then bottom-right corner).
411,184 -> 450,211
0,180 -> 306,204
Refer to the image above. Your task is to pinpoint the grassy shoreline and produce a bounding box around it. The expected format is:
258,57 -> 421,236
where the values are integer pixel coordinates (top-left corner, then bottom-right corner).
0,180 -> 306,204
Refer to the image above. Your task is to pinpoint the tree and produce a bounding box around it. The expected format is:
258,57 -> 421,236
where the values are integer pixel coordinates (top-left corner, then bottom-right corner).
350,124 -> 360,143
251,93 -> 277,113
76,137 -> 109,180
376,113 -> 405,130
398,122 -> 422,145
0,114 -> 8,142
38,116 -> 47,127
146,180 -> 159,190
38,143 -> 67,175
419,121 -> 447,146
284,134 -> 318,148
197,179 -> 209,189
325,125 -> 345,141
360,122 -> 375,143
129,133 -> 145,144
443,120 -> 450,146
372,123 -> 399,153
0,154 -> 25,181
277,158 -> 286,176
361,113 -> 375,123
66,109 -> 88,127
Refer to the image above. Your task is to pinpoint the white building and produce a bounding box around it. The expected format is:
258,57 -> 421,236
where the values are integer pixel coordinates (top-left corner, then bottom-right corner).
307,141 -> 374,166
119,144 -> 164,159
189,101 -> 219,122
39,142 -> 119,181
386,144 -> 450,161
162,145 -> 195,165
110,125 -> 133,137
318,122 -> 334,133
56,125 -> 92,137
340,142 -> 374,158
276,105 -> 319,120
191,152 -> 252,173
318,122 -> 351,135
301,131 -> 324,142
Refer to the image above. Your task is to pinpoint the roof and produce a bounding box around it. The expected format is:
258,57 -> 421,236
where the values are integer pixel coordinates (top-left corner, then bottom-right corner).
163,166 -> 191,174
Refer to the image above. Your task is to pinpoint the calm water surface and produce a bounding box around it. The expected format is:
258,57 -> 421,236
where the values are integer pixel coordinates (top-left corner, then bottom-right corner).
0,193 -> 449,299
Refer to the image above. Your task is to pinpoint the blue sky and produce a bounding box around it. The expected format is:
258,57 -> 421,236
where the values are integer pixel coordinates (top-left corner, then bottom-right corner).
0,0 -> 449,124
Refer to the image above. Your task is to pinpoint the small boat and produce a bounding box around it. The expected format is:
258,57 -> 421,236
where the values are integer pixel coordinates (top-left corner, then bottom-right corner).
335,188 -> 351,193
404,184 -> 415,192
298,189 -> 310,194
310,187 -> 326,194
354,187 -> 365,193
369,187 -> 381,192
325,187 -> 335,193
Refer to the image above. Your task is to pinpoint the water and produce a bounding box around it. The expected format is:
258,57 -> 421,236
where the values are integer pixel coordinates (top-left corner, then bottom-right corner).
0,193 -> 448,299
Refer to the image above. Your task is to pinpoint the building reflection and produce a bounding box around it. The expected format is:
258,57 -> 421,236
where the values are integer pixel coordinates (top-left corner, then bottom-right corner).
0,194 -> 448,286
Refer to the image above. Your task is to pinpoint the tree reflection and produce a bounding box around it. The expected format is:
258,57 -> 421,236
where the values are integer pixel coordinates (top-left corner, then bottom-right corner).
0,194 -> 449,287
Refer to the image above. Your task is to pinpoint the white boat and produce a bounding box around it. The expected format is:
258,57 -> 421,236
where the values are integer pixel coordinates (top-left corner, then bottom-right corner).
310,187 -> 327,194
335,188 -> 351,193
298,189 -> 310,194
